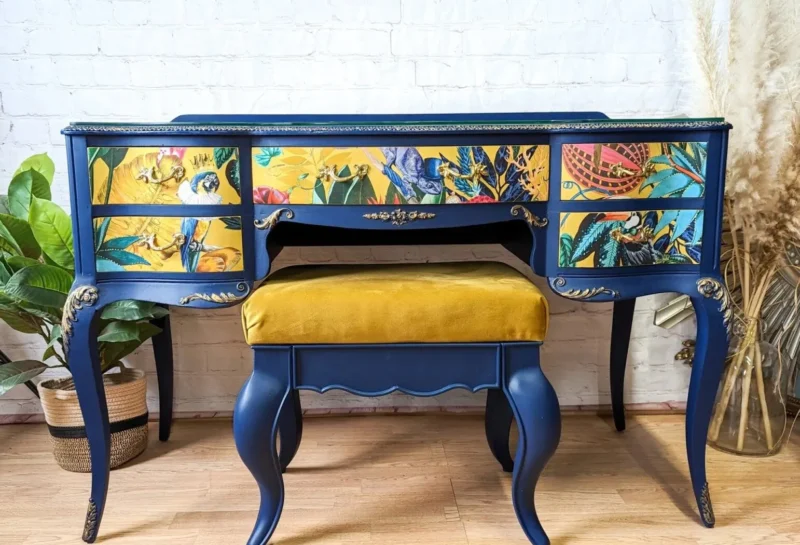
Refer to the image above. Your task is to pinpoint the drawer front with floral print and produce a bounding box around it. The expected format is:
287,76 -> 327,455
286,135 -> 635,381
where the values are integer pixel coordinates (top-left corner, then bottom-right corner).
89,146 -> 241,206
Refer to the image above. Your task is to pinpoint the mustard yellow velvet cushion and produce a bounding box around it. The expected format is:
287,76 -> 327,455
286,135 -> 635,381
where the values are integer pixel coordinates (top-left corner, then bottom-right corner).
241,262 -> 549,345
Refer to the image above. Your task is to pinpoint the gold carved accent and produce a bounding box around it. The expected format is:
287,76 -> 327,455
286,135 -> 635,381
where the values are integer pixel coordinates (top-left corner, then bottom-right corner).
179,282 -> 250,306
254,208 -> 294,230
510,205 -> 548,228
62,286 -> 99,354
675,339 -> 696,365
362,209 -> 436,225
699,482 -> 715,527
83,499 -> 98,542
136,164 -> 186,185
317,164 -> 369,183
138,233 -> 186,259
550,277 -> 619,300
696,277 -> 733,335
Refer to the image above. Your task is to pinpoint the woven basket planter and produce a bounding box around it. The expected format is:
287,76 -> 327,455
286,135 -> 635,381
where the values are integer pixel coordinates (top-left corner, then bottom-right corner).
37,368 -> 149,473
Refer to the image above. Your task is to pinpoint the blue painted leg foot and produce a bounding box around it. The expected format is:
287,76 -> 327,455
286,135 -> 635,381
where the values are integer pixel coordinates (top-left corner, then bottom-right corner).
234,348 -> 290,545
278,389 -> 303,473
610,298 -> 635,432
485,388 -> 514,472
63,286 -> 109,543
152,308 -> 174,442
687,287 -> 730,528
504,344 -> 561,545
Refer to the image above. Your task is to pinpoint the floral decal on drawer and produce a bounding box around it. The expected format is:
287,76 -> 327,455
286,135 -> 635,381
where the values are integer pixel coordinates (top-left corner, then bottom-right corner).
252,145 -> 549,204
559,209 -> 703,268
561,142 -> 707,200
94,216 -> 243,273
88,147 -> 241,205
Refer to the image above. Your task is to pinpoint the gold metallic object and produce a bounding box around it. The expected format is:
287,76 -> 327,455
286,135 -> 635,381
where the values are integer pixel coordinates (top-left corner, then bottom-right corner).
138,233 -> 186,259
675,339 -> 696,365
135,164 -> 185,185
699,482 -> 715,527
316,164 -> 369,183
550,277 -> 619,300
696,277 -> 732,335
510,205 -> 548,228
254,208 -> 294,230
362,209 -> 436,225
179,282 -> 250,306
62,286 -> 99,354
83,499 -> 98,542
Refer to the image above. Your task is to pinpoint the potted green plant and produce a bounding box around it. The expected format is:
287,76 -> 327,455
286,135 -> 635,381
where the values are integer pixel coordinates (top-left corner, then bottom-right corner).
0,153 -> 166,471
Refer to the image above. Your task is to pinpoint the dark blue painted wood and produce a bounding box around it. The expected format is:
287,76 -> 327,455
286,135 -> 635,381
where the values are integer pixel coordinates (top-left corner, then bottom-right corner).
485,388 -> 515,473
277,390 -> 303,474
610,298 -> 636,432
151,308 -> 174,442
171,112 -> 611,123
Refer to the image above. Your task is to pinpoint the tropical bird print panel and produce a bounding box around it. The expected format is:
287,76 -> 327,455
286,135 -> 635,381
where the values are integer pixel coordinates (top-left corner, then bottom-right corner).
94,216 -> 244,273
88,147 -> 241,205
559,209 -> 703,268
561,142 -> 707,200
251,145 -> 549,204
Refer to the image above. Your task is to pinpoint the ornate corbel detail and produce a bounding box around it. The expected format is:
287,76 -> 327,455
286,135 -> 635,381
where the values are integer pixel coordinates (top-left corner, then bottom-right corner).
316,164 -> 369,183
549,277 -> 619,300
254,208 -> 294,230
362,209 -> 436,225
62,286 -> 99,353
510,204 -> 547,228
82,499 -> 98,542
136,164 -> 186,185
696,277 -> 732,335
699,481 -> 715,527
179,282 -> 250,306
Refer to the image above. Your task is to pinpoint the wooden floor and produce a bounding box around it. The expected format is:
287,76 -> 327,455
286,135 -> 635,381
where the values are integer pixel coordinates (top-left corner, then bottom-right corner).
1,414 -> 799,545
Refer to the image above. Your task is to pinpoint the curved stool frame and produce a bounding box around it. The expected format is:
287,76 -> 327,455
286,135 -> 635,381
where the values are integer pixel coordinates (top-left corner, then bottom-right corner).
236,342 -> 560,545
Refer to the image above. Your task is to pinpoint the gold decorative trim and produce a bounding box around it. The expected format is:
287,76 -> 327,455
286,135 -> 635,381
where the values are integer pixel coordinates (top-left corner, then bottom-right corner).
510,205 -> 548,228
363,209 -> 436,225
699,481 -> 715,527
696,277 -> 732,335
550,277 -> 619,300
83,499 -> 98,542
62,286 -> 99,354
254,208 -> 294,230
179,282 -> 250,306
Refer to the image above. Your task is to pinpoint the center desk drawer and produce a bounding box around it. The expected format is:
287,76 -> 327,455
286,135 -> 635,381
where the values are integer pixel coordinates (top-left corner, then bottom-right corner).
251,144 -> 550,204
88,146 -> 241,205
93,216 -> 243,273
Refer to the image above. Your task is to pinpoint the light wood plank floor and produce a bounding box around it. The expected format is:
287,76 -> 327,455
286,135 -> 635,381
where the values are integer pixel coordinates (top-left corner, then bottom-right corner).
1,414 -> 799,545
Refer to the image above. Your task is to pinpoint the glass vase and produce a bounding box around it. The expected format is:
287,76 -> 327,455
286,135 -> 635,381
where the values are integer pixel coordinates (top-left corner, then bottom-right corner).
708,337 -> 792,456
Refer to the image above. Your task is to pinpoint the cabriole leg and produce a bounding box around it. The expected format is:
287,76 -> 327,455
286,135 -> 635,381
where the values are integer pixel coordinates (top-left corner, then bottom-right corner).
484,388 -> 514,472
610,298 -> 636,431
234,348 -> 291,545
687,286 -> 730,528
63,286 -> 109,543
278,389 -> 303,473
151,309 -> 174,442
503,344 -> 561,545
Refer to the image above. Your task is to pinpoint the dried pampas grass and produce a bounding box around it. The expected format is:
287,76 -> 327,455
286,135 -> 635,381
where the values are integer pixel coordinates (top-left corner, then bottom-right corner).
691,0 -> 800,453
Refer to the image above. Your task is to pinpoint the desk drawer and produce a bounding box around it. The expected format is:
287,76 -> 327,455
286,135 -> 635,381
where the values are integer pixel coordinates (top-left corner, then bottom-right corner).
93,215 -> 243,273
559,209 -> 703,268
88,147 -> 241,205
561,142 -> 707,200
252,144 -> 549,204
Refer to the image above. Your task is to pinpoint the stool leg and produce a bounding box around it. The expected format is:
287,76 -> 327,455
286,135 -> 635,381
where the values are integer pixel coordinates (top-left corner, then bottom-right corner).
278,389 -> 303,473
504,345 -> 561,545
484,388 -> 514,472
234,349 -> 290,545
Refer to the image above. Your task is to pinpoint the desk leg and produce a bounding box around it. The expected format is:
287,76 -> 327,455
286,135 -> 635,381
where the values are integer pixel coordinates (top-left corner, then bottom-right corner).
686,291 -> 729,528
235,349 -> 290,545
485,388 -> 514,472
610,298 -> 636,432
278,389 -> 303,473
504,344 -> 561,545
64,287 -> 109,543
152,310 -> 174,442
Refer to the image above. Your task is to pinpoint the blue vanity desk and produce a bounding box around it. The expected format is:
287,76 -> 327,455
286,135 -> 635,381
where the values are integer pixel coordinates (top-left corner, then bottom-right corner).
61,112 -> 731,543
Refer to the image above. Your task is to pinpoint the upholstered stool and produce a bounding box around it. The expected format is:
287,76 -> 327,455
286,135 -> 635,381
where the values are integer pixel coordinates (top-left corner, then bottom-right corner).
235,262 -> 560,545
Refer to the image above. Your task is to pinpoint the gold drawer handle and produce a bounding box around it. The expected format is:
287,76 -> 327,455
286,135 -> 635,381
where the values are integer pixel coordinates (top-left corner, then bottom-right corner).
363,209 -> 436,226
317,164 -> 369,183
138,233 -> 186,258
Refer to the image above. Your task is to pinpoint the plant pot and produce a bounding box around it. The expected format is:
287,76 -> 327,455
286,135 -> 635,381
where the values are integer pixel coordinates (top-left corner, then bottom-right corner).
708,337 -> 792,456
37,368 -> 149,472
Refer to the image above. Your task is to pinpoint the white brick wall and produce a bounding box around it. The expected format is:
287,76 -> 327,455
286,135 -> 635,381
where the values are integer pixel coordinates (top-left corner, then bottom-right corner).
0,0 -> 703,418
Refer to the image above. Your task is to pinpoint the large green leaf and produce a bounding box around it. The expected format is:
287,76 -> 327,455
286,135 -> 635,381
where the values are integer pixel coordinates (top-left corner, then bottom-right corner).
0,308 -> 40,334
312,179 -> 327,204
0,360 -> 48,396
0,214 -> 41,258
100,341 -> 139,370
29,198 -> 74,269
214,147 -> 235,169
0,218 -> 23,255
101,300 -> 168,321
4,264 -> 72,309
94,148 -> 129,205
14,153 -> 55,184
94,217 -> 111,251
8,170 -> 51,219
6,255 -> 42,272
97,320 -> 161,343
672,210 -> 700,243
0,195 -> 9,214
327,166 -> 351,205
96,249 -> 150,266
343,174 -> 377,205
